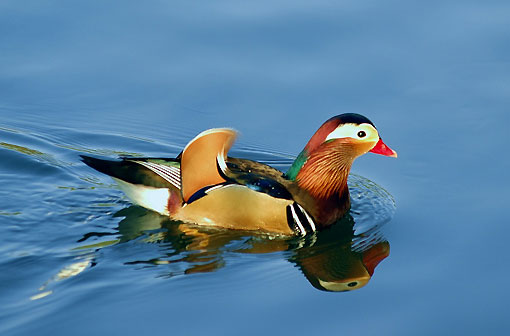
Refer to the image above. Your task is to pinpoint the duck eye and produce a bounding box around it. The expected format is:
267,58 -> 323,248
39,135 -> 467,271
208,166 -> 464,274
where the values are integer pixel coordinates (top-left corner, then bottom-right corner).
357,130 -> 366,138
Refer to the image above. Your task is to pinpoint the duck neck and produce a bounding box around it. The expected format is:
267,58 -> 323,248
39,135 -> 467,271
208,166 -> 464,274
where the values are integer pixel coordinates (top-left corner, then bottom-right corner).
293,141 -> 354,224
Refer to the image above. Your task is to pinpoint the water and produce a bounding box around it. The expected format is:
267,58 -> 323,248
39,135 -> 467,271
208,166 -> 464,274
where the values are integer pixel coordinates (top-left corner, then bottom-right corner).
1,1 -> 509,335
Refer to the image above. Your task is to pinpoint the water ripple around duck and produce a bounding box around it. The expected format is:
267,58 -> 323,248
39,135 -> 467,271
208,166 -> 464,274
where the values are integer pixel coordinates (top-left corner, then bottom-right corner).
0,121 -> 395,325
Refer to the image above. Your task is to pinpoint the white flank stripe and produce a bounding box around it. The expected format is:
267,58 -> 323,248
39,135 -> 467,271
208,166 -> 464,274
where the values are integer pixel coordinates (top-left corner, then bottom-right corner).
133,161 -> 181,189
205,184 -> 225,194
290,205 -> 306,236
296,204 -> 316,232
217,152 -> 228,174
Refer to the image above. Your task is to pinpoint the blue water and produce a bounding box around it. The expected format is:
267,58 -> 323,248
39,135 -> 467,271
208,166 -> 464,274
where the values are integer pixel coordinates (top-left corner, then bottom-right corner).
1,1 -> 509,335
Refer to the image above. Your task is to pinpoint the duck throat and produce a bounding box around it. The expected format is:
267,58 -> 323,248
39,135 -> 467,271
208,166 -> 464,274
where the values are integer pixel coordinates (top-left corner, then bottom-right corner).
296,141 -> 354,204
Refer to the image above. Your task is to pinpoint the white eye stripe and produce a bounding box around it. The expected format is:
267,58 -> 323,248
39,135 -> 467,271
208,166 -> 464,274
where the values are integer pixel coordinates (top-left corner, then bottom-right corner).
325,123 -> 378,141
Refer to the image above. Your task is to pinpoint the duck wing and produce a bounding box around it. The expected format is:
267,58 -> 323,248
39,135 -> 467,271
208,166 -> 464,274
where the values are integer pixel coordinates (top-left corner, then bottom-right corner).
180,128 -> 237,202
222,158 -> 293,200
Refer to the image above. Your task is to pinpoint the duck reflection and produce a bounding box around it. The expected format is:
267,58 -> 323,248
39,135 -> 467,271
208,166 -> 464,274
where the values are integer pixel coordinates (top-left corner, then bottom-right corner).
78,205 -> 389,292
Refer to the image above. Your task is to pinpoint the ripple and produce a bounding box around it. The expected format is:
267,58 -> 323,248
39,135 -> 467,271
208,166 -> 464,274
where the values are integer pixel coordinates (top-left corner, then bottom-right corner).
348,174 -> 396,236
0,120 -> 396,311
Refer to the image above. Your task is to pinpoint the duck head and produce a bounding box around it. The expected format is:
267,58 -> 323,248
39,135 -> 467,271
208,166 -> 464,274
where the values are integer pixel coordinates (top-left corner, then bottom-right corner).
287,113 -> 396,200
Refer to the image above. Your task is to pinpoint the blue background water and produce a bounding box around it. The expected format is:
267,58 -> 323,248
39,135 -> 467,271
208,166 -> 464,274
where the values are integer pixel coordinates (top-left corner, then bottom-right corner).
1,1 -> 509,335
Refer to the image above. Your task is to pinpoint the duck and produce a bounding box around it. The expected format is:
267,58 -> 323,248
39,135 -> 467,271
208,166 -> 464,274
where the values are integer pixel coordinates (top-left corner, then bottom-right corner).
81,113 -> 396,236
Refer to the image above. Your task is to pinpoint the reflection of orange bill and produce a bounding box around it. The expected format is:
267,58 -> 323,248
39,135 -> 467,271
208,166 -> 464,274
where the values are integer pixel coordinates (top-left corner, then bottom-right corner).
363,241 -> 390,276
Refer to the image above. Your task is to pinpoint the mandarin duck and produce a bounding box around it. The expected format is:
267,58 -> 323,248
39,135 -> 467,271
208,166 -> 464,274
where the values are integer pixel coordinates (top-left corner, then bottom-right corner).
81,113 -> 396,236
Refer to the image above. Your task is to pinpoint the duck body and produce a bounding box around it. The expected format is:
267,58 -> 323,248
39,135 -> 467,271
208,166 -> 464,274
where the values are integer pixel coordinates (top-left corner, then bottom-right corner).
81,156 -> 309,235
81,113 -> 396,236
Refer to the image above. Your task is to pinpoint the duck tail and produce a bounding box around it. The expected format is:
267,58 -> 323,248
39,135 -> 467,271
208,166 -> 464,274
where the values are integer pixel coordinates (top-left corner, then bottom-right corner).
81,155 -> 183,215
